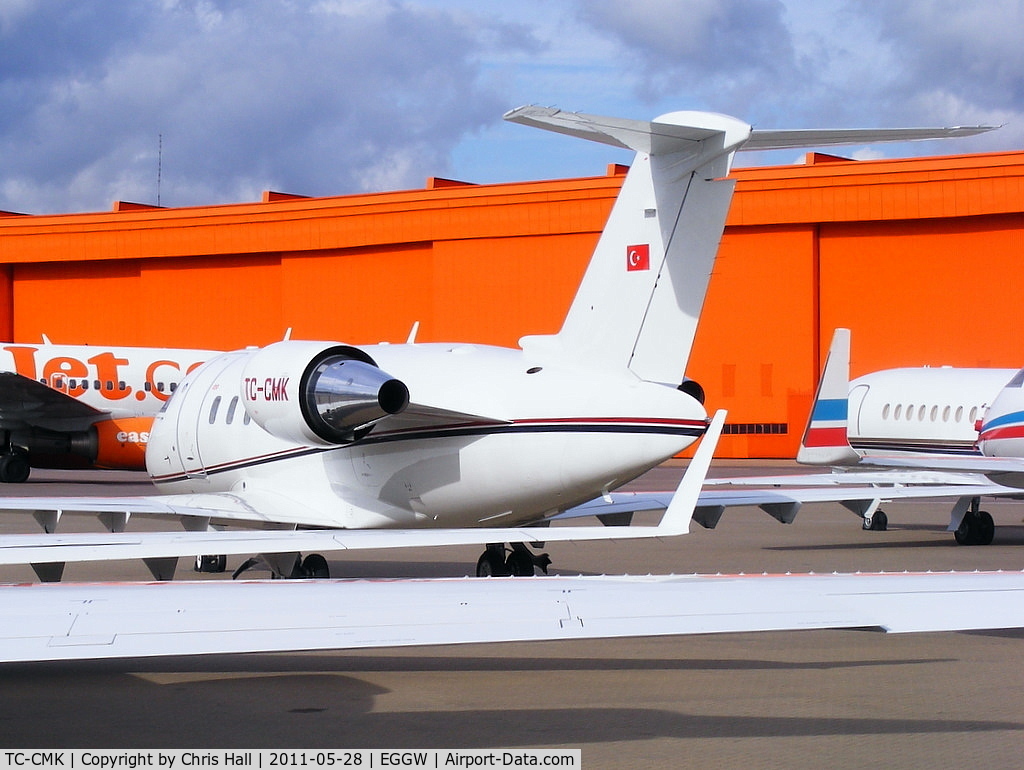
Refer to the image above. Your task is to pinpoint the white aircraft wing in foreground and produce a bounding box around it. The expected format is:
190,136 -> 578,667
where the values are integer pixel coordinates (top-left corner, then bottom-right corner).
3,570 -> 1024,663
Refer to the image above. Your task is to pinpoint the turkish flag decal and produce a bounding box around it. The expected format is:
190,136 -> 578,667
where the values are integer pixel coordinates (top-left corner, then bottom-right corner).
627,244 -> 650,271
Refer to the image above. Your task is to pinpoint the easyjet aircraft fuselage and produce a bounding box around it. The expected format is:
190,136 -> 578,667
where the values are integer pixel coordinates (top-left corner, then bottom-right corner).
0,342 -> 212,481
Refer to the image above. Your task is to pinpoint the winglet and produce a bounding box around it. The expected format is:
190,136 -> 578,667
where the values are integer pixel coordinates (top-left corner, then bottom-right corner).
797,329 -> 860,465
659,409 -> 726,534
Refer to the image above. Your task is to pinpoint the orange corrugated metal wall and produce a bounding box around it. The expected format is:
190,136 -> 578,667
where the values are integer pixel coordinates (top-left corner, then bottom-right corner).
3,153 -> 1024,458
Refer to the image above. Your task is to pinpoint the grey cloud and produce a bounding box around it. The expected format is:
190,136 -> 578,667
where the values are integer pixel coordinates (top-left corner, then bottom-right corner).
850,0 -> 1024,115
0,0 -> 531,213
576,0 -> 803,104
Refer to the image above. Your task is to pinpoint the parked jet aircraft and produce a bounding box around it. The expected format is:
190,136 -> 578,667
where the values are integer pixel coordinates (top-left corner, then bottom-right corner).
798,328 -> 1022,542
0,341 -> 211,482
0,107 -> 998,584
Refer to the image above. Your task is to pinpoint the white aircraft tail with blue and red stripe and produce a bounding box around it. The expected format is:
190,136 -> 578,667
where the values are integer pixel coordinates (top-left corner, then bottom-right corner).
798,328 -> 860,465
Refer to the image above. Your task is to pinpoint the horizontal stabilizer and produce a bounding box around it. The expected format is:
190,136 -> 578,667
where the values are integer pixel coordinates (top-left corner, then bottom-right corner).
504,106 -> 750,157
743,125 -> 997,151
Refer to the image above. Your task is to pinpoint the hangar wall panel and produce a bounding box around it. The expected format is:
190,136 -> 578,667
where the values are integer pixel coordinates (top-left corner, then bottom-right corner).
13,260 -> 141,344
688,226 -> 818,458
818,213 -> 1024,376
140,255 -> 284,349
280,244 -> 435,345
428,234 -> 593,347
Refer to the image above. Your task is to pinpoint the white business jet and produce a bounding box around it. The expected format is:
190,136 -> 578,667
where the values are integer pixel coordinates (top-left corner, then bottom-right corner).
0,108 -> 998,585
0,342 -> 212,481
797,328 -> 1023,542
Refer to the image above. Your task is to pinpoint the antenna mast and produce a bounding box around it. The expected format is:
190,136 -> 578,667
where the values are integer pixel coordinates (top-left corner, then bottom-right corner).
157,134 -> 163,207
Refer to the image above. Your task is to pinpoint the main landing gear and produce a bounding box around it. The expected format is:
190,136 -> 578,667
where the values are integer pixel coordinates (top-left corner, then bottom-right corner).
476,543 -> 552,577
0,448 -> 30,484
954,498 -> 995,546
228,552 -> 332,579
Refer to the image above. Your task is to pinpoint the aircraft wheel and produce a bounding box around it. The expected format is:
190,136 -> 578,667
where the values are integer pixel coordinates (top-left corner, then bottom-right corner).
506,548 -> 536,577
869,510 -> 888,531
194,554 -> 228,573
977,511 -> 995,546
476,545 -> 510,577
300,553 -> 330,578
0,452 -> 30,484
954,513 -> 984,546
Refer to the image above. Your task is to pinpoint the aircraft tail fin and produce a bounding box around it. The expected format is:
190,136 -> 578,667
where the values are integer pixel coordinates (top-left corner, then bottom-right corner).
507,108 -> 995,385
509,106 -> 749,384
797,328 -> 861,465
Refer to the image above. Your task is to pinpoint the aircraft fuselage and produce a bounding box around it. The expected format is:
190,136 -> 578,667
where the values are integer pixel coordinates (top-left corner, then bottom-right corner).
147,342 -> 707,529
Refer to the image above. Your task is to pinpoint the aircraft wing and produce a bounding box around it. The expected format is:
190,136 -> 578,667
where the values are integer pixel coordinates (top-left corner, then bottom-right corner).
852,453 -> 1024,477
0,482 -> 1009,570
3,569 -> 1024,662
559,480 -> 1016,529
0,412 -> 721,570
0,371 -> 105,431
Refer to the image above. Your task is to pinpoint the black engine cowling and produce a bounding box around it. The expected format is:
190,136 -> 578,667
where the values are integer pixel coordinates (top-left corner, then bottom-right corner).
241,341 -> 409,446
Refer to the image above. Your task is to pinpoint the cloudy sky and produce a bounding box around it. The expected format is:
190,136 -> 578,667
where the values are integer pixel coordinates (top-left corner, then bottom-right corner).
1,0 -> 1020,214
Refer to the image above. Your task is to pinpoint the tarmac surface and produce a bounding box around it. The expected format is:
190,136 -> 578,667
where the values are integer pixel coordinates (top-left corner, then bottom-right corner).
1,463 -> 1023,768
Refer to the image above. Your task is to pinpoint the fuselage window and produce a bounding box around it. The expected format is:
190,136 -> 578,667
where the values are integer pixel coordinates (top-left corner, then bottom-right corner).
882,404 -> 890,420
105,381 -> 113,391
94,380 -> 101,390
906,404 -> 914,421
969,406 -> 979,424
226,396 -> 238,425
943,405 -> 951,422
243,410 -> 252,426
209,396 -> 221,425
917,405 -> 926,421
930,405 -> 938,421
894,404 -> 903,420
955,406 -> 964,422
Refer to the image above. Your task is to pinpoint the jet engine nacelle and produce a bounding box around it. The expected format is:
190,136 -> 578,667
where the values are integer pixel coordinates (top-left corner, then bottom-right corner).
241,341 -> 410,446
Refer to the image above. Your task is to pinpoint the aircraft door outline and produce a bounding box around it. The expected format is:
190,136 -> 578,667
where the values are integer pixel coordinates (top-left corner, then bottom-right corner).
174,356 -> 236,482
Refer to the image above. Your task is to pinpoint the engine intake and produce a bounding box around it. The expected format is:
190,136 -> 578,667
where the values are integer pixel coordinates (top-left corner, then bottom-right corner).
242,341 -> 409,446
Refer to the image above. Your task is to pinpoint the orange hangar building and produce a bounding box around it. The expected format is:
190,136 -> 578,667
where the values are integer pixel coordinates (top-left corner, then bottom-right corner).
1,150 -> 1023,458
